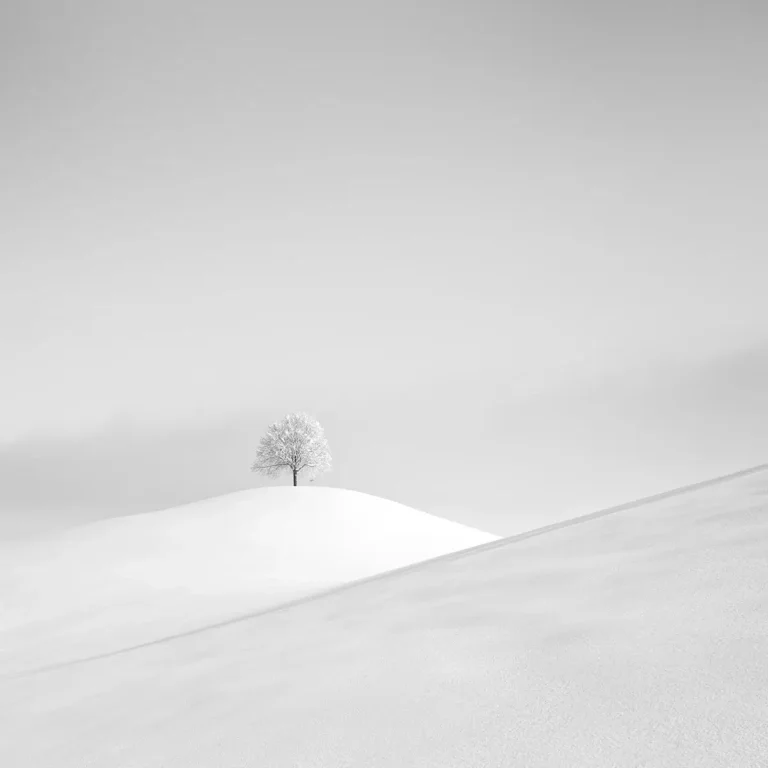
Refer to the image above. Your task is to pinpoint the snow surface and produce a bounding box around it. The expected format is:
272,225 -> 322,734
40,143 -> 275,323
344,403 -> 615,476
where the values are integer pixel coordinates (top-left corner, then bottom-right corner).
0,486 -> 497,675
2,468 -> 768,767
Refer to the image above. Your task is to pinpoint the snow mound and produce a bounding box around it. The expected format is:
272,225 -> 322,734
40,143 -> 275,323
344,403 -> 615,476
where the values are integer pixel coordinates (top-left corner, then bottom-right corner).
0,486 -> 497,674
2,467 -> 767,768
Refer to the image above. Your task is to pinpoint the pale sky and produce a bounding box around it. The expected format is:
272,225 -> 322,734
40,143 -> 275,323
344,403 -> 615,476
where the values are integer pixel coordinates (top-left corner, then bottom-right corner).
1,0 -> 767,538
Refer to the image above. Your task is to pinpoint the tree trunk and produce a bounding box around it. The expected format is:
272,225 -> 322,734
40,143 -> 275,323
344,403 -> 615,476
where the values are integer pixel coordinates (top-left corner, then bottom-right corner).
293,469 -> 298,487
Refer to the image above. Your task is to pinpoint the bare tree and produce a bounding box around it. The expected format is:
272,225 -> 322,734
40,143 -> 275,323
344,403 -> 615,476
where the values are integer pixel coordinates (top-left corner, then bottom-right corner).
250,412 -> 332,486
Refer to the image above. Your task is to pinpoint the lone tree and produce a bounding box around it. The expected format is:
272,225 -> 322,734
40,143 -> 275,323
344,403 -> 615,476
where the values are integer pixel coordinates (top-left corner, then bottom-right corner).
250,412 -> 332,486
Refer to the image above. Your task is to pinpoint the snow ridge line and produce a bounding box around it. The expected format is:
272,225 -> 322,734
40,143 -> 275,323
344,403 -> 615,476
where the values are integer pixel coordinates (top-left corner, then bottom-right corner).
6,461 -> 768,680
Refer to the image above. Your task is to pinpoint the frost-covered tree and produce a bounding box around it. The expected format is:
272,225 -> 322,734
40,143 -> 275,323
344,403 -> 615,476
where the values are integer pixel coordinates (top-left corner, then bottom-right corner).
250,412 -> 332,486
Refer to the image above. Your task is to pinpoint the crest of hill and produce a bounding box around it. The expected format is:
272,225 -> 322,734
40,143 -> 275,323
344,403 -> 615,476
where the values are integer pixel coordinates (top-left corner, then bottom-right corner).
3,465 -> 767,768
0,486 -> 497,674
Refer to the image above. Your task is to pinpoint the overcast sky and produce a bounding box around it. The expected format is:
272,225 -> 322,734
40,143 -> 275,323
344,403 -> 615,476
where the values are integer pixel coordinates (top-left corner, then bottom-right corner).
2,0 -> 766,538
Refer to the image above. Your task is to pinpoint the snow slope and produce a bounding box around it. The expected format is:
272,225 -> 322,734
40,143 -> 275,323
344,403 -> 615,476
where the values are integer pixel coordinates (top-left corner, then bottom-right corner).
2,466 -> 767,767
0,487 -> 497,675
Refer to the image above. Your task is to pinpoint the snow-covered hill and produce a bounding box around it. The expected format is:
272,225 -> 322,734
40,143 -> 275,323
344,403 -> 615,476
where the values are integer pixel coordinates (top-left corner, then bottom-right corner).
2,466 -> 767,767
0,487 -> 497,674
